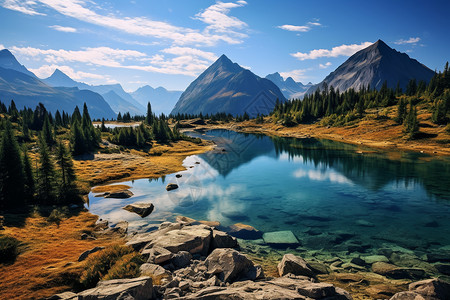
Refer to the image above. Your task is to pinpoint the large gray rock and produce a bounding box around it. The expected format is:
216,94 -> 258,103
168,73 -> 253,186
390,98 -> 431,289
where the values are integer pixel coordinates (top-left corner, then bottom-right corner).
140,263 -> 170,277
77,277 -> 153,300
211,230 -> 238,249
228,223 -> 262,240
409,278 -> 450,299
171,251 -> 193,269
183,277 -> 352,299
278,254 -> 315,278
47,291 -> 78,300
205,248 -> 254,283
262,230 -> 299,246
126,222 -> 183,250
144,246 -> 173,264
123,202 -> 154,218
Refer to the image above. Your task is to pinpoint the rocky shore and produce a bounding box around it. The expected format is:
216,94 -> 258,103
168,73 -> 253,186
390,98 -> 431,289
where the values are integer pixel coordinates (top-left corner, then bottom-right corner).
50,217 -> 450,300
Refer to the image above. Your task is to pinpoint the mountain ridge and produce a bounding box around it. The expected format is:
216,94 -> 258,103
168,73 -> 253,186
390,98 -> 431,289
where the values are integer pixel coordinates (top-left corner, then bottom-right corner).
171,54 -> 286,117
265,72 -> 312,99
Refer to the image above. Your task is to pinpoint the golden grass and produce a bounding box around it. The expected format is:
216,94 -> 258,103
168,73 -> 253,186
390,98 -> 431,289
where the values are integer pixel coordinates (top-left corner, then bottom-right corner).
91,185 -> 131,194
0,211 -> 121,300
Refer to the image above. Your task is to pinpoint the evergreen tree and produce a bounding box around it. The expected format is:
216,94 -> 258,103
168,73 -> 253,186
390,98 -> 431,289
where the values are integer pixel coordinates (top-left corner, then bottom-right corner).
36,135 -> 57,204
42,114 -> 55,146
22,146 -> 35,202
395,98 -> 407,124
100,118 -> 108,132
0,121 -> 25,209
405,101 -> 419,139
145,102 -> 153,125
56,142 -> 78,203
431,99 -> 447,125
71,119 -> 86,155
22,112 -> 30,141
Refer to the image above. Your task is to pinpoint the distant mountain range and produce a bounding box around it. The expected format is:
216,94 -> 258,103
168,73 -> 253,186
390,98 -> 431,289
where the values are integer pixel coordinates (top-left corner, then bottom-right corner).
171,55 -> 286,117
0,50 -> 116,119
131,85 -> 182,115
306,40 -> 435,95
265,72 -> 312,99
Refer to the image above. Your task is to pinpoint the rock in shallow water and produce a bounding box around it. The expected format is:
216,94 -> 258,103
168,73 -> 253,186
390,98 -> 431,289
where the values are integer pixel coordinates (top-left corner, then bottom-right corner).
103,190 -> 133,198
262,230 -> 299,246
278,254 -> 315,278
228,223 -> 262,240
166,183 -> 179,191
122,202 -> 154,218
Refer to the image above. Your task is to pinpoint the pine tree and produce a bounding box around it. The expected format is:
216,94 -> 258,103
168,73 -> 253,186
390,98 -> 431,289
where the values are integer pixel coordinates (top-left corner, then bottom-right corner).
42,114 -> 55,146
22,146 -> 35,202
431,100 -> 447,125
56,142 -> 78,203
0,121 -> 25,209
405,101 -> 419,139
72,106 -> 82,125
71,119 -> 86,155
145,102 -> 153,125
36,135 -> 57,204
395,98 -> 407,124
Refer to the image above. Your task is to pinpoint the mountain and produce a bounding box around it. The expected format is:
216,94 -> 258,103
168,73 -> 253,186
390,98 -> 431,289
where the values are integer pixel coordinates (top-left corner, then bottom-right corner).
265,72 -> 312,99
0,66 -> 116,119
0,49 -> 37,78
171,55 -> 286,117
43,70 -> 145,115
306,40 -> 435,95
101,90 -> 143,116
131,85 -> 182,115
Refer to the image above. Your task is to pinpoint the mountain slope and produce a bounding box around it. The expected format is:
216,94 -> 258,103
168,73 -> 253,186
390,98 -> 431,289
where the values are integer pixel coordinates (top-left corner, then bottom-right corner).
131,85 -> 182,115
43,69 -> 145,115
306,40 -> 435,95
171,55 -> 286,117
265,72 -> 312,99
0,49 -> 37,78
0,66 -> 116,119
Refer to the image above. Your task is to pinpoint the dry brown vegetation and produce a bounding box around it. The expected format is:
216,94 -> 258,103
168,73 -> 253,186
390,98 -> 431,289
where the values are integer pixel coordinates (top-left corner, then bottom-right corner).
0,211 -> 120,300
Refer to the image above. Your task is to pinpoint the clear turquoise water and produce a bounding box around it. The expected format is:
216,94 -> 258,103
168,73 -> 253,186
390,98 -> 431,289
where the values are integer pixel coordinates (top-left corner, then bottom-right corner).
88,129 -> 450,258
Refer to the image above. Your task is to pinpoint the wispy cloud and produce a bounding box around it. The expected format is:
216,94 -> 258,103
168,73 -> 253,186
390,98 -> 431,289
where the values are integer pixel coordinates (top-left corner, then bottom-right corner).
291,41 -> 372,60
280,68 -> 310,82
1,0 -> 45,16
49,25 -> 77,32
319,62 -> 332,69
394,37 -> 420,45
277,21 -> 321,33
1,0 -> 248,47
9,45 -> 217,77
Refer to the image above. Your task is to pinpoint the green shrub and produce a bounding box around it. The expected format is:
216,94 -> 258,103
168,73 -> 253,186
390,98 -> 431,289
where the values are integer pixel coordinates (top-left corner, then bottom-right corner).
0,235 -> 20,263
47,207 -> 69,225
103,252 -> 144,280
79,244 -> 140,289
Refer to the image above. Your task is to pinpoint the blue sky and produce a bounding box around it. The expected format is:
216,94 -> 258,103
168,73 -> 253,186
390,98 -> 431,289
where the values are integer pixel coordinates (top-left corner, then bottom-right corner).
1,0 -> 449,92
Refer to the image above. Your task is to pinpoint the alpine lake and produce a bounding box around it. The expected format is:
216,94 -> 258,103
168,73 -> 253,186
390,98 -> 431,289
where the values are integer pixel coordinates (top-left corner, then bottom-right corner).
88,129 -> 450,278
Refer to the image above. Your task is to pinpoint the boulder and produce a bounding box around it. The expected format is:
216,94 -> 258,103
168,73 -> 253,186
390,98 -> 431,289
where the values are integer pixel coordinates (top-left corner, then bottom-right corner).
144,246 -> 173,264
147,225 -> 212,256
307,261 -> 331,274
278,254 -> 315,278
176,216 -> 196,224
204,248 -> 254,283
408,278 -> 450,299
262,230 -> 299,246
126,222 -> 183,251
104,190 -> 133,199
363,255 -> 389,264
183,277 -> 351,299
166,183 -> 179,191
140,263 -> 170,277
47,291 -> 78,300
198,220 -> 221,228
123,202 -> 154,218
78,246 -> 105,262
171,251 -> 193,269
390,291 -> 426,300
111,221 -> 128,235
94,219 -> 108,231
211,230 -> 238,249
77,277 -> 153,300
228,223 -> 262,240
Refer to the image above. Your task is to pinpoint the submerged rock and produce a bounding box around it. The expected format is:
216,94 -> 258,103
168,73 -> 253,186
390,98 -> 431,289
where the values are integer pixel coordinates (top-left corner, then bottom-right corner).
262,230 -> 300,246
228,223 -> 262,240
278,254 -> 315,278
390,278 -> 450,300
122,202 -> 154,218
372,262 -> 426,280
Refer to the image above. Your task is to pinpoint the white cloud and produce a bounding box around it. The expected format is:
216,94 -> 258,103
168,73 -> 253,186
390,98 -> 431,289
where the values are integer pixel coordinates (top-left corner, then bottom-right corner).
291,41 -> 372,60
293,168 -> 352,184
49,25 -> 77,32
394,37 -> 420,45
29,64 -> 103,80
278,21 -> 321,33
319,62 -> 332,69
10,45 -> 215,77
1,0 -> 45,15
280,69 -> 310,82
1,0 -> 248,46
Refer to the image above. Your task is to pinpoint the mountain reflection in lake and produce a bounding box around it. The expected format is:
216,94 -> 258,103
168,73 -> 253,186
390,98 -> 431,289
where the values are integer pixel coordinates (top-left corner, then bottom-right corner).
88,129 -> 450,260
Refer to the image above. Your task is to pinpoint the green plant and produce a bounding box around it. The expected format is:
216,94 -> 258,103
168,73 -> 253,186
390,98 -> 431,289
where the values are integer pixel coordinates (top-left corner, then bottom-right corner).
0,235 -> 20,263
79,244 -> 137,289
47,207 -> 69,225
103,252 -> 144,280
